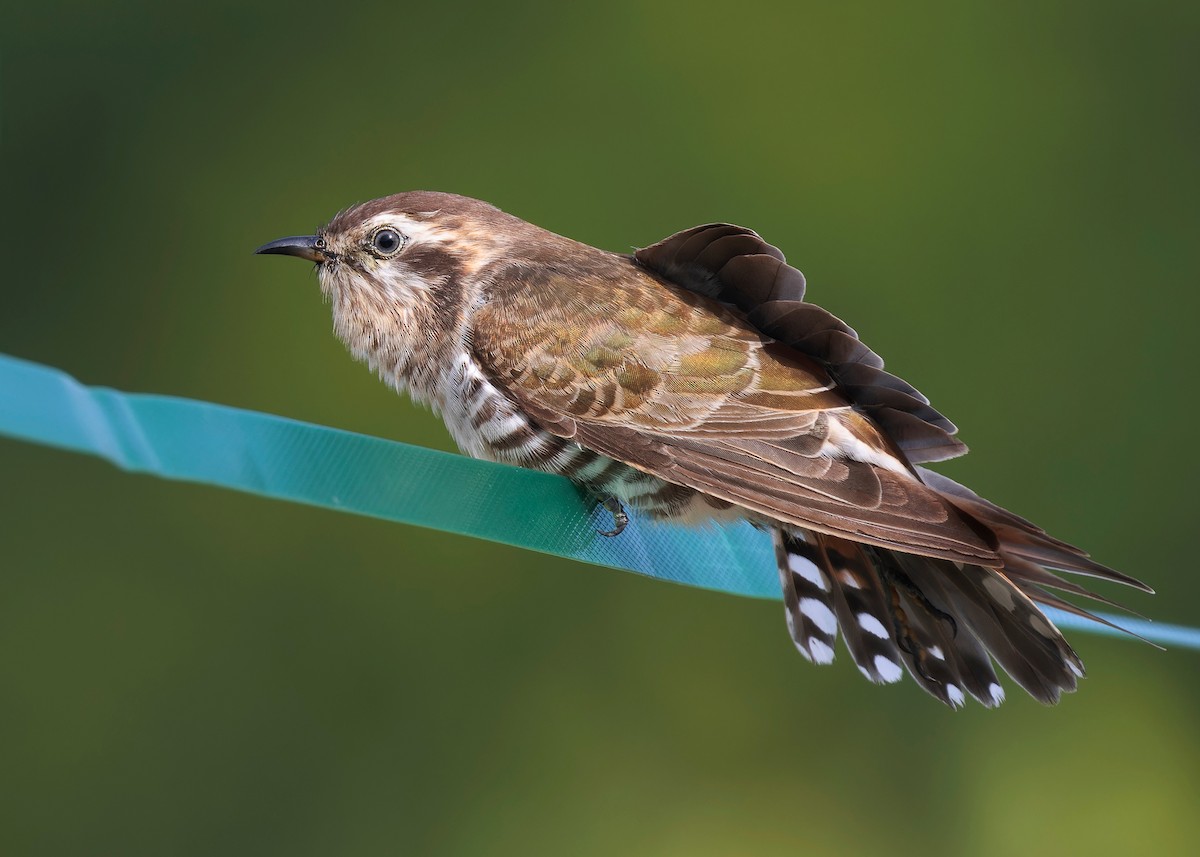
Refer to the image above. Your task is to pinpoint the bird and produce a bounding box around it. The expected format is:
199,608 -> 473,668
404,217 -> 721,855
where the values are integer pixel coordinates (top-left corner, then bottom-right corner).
256,191 -> 1151,708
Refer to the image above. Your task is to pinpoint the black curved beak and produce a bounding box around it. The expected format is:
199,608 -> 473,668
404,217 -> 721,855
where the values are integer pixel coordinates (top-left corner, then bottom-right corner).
254,235 -> 329,262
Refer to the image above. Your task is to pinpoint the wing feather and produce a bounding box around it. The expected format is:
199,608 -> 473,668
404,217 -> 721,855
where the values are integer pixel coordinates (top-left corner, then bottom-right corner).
636,227 -> 966,463
473,252 -> 1001,565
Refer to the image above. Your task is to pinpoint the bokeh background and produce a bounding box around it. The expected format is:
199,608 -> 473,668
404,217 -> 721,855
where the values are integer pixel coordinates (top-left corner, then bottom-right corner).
3,1 -> 1198,854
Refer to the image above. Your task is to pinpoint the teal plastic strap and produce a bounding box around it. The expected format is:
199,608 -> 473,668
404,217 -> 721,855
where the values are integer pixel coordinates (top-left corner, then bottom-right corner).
1,352 -> 1195,650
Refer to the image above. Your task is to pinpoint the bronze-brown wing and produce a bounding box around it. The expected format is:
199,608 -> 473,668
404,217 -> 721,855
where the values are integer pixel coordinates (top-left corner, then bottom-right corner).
473,261 -> 1000,565
635,224 -> 966,463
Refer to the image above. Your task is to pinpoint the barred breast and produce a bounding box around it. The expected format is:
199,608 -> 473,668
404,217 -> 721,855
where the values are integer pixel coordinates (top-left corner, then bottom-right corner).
439,353 -> 731,522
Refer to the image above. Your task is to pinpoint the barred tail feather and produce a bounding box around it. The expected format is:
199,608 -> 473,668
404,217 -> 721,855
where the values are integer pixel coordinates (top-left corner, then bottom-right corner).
812,535 -> 906,684
891,556 -> 1085,704
773,529 -> 907,683
867,546 -> 1006,707
770,517 -> 1145,708
772,530 -> 838,665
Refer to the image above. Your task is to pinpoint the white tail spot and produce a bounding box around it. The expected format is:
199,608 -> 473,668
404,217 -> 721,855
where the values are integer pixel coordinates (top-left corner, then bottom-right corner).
799,598 -> 838,636
1027,612 -> 1056,637
788,554 -> 828,591
807,637 -> 835,664
838,570 -> 864,590
874,655 -> 904,683
946,684 -> 965,707
856,612 -> 889,639
981,575 -> 1017,609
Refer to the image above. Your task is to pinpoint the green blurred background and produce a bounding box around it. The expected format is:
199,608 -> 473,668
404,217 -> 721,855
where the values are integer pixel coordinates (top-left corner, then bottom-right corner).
2,1 -> 1198,854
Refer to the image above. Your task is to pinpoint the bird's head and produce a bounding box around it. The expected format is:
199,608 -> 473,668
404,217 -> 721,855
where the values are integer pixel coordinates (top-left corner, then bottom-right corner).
255,191 -> 565,397
255,191 -> 524,311
256,191 -> 513,392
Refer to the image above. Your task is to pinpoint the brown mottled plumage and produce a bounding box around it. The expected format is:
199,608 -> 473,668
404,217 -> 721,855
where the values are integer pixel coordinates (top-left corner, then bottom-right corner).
256,191 -> 1151,708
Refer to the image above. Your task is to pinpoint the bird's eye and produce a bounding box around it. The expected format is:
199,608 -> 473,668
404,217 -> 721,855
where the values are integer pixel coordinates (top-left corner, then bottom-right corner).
368,227 -> 405,258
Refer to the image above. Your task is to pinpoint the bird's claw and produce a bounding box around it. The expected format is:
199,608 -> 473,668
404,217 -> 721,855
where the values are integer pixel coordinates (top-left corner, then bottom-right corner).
596,496 -> 628,537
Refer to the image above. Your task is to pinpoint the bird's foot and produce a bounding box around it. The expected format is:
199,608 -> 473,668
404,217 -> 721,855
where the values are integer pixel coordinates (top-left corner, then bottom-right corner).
595,495 -> 629,537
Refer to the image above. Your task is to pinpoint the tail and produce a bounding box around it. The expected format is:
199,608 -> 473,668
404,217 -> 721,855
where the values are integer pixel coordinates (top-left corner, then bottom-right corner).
772,471 -> 1152,708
